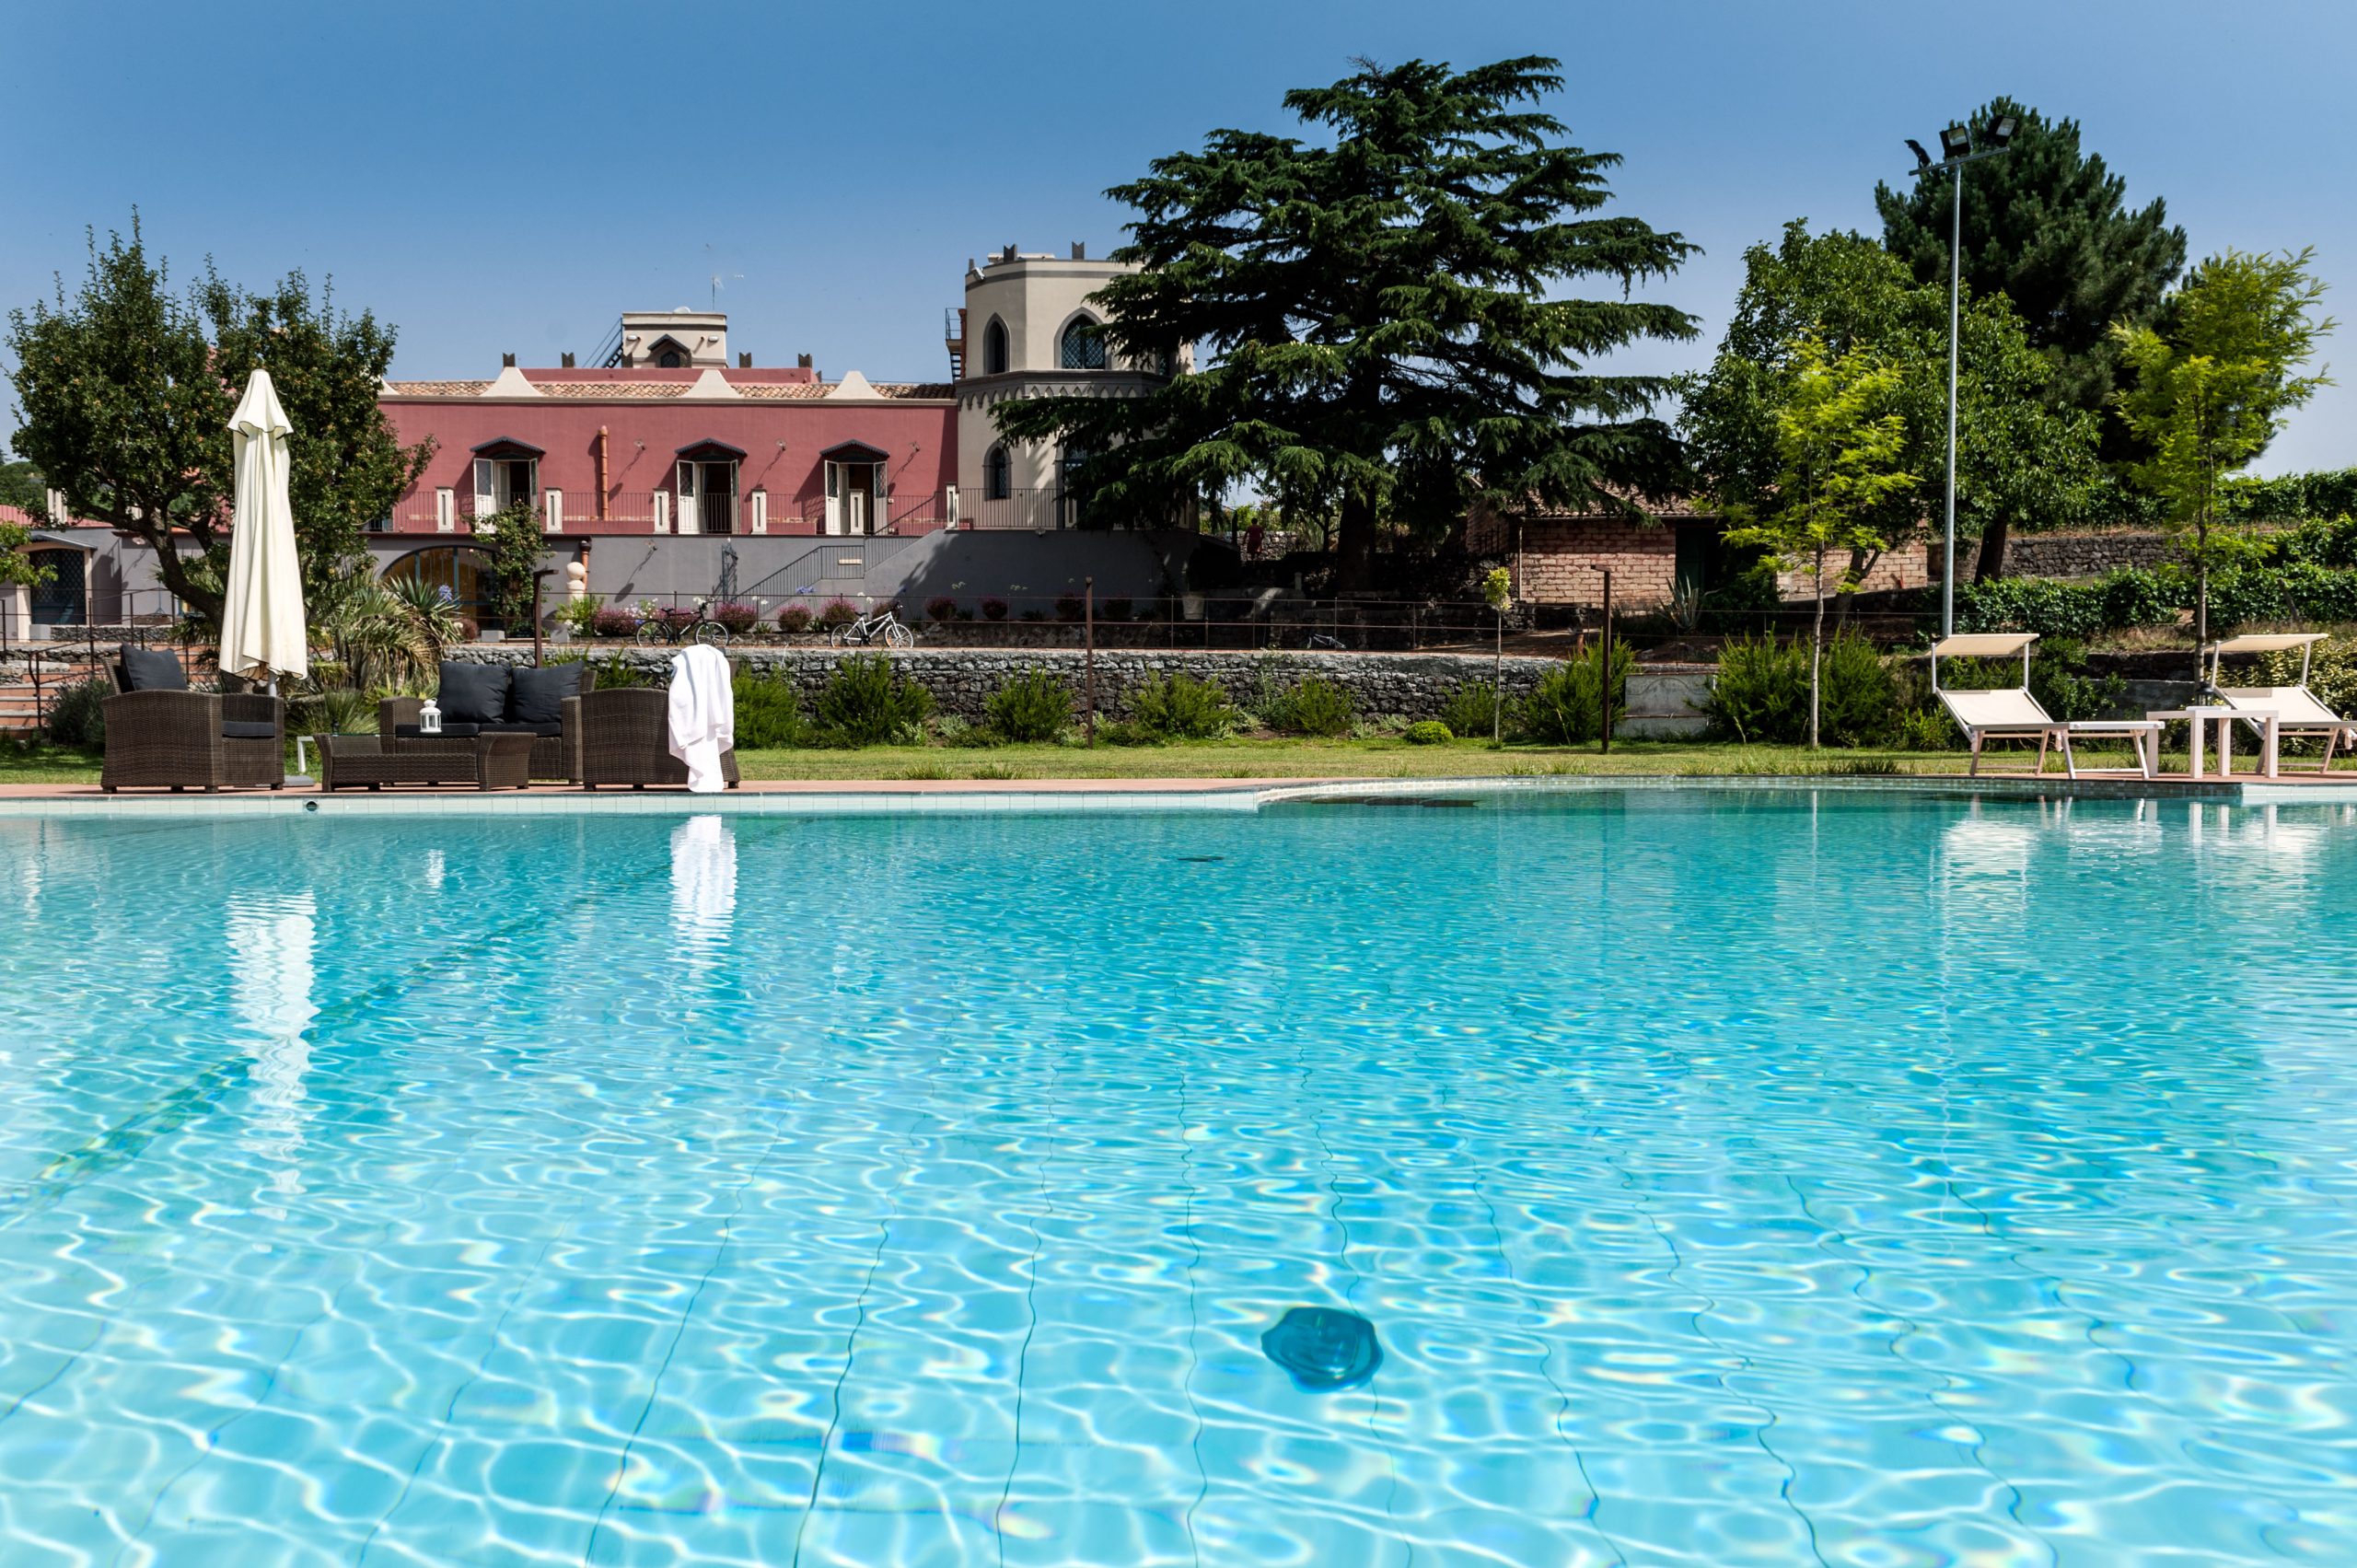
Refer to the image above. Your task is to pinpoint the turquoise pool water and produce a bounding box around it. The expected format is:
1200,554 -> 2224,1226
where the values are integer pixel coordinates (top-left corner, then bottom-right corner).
1,790 -> 2353,1565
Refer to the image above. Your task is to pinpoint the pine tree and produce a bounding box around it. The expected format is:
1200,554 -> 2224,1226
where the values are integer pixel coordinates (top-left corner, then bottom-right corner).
1875,99 -> 2187,419
993,56 -> 1700,592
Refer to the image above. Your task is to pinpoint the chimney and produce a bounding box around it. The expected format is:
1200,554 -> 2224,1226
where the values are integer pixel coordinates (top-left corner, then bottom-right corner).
796,353 -> 813,369
738,352 -> 752,368
1000,244 -> 1017,263
501,352 -> 517,367
1071,241 -> 1086,261
560,352 -> 575,368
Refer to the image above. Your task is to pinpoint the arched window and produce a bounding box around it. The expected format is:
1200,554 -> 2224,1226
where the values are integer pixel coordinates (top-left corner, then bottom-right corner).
1060,315 -> 1107,371
981,317 -> 1009,376
983,444 -> 1012,501
381,546 -> 493,620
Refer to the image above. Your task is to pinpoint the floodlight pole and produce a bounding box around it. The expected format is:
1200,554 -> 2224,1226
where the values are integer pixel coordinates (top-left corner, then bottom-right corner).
1944,166 -> 1961,641
1914,126 -> 2014,641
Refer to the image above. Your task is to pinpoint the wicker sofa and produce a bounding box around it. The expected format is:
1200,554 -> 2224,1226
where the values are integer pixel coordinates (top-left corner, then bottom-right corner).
380,661 -> 596,784
575,688 -> 740,790
100,645 -> 285,793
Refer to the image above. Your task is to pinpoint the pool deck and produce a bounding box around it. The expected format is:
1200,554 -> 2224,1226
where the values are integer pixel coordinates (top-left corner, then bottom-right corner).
6,771 -> 2357,815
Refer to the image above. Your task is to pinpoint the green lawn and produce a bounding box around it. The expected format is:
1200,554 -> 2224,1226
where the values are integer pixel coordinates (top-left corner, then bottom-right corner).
8,734 -> 2322,786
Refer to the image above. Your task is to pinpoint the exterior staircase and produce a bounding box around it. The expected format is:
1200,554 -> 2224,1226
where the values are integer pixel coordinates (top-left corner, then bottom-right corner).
0,652 -> 104,738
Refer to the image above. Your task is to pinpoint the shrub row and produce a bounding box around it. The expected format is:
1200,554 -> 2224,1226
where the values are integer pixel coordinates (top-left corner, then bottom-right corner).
1955,554 -> 2357,639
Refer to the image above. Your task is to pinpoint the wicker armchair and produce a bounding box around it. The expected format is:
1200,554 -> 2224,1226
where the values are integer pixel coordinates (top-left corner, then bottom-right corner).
380,662 -> 594,783
575,688 -> 740,790
100,654 -> 285,793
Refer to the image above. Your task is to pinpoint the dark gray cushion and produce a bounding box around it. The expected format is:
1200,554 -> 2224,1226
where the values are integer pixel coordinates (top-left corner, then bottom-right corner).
436,661 -> 511,726
482,720 -> 564,738
121,645 -> 189,691
506,662 -> 584,726
221,721 -> 279,740
394,722 -> 482,738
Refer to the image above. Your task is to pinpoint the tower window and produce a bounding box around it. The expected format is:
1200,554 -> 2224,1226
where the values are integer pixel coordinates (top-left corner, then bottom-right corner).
1060,316 -> 1107,371
983,444 -> 1012,501
658,350 -> 683,368
982,318 -> 1009,376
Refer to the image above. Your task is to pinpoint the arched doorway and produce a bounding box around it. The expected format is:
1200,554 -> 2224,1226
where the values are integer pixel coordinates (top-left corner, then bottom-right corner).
380,545 -> 493,621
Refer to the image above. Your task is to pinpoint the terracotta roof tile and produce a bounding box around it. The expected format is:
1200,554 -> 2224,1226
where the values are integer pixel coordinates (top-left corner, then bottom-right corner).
383,377 -> 956,401
735,383 -> 832,401
383,379 -> 493,397
530,380 -> 691,400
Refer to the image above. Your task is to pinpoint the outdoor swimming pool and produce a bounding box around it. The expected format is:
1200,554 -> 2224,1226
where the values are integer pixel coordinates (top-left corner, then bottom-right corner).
0,788 -> 2351,1565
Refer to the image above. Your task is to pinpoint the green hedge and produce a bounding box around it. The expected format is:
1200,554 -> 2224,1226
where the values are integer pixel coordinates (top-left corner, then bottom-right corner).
1955,560 -> 2357,637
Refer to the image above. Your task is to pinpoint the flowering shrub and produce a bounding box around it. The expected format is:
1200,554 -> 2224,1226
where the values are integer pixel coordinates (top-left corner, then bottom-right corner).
777,604 -> 815,633
591,605 -> 639,638
981,597 -> 1010,621
816,598 -> 860,629
925,596 -> 959,623
708,601 -> 761,634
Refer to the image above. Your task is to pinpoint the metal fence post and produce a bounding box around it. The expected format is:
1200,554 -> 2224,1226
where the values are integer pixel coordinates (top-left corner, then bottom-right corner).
1084,575 -> 1097,748
1599,567 -> 1613,755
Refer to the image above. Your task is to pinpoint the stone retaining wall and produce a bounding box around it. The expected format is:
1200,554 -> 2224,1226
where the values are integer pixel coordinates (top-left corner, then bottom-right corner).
455,646 -> 1564,724
1976,531 -> 2180,579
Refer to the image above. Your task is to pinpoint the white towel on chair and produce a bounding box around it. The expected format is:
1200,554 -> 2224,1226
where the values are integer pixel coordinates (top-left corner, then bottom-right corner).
667,644 -> 735,794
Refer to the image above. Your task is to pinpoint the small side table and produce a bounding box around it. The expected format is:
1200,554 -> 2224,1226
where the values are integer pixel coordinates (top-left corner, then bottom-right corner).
314,733 -> 536,791
2146,706 -> 2279,779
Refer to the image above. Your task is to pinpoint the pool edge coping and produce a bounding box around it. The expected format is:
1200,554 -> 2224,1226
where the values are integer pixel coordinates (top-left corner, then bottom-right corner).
5,771 -> 2351,818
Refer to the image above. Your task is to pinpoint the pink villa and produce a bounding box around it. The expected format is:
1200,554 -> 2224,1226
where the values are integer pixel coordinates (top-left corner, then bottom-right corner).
361,244 -> 1190,619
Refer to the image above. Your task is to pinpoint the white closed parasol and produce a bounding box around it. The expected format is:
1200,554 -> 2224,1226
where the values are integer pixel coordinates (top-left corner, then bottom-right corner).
217,368 -> 308,683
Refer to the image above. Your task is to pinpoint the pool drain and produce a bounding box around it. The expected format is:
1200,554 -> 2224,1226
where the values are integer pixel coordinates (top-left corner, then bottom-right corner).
1261,1307 -> 1382,1391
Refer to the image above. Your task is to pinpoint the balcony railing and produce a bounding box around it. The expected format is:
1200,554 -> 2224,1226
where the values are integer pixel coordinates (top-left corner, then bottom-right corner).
377,487 -> 1139,537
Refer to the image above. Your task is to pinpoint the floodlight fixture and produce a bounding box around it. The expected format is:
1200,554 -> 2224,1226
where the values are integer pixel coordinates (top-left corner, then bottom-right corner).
1940,124 -> 1973,159
1986,114 -> 2019,148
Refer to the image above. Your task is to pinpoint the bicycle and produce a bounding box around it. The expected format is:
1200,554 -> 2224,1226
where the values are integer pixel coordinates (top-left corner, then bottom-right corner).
830,605 -> 914,649
634,600 -> 732,648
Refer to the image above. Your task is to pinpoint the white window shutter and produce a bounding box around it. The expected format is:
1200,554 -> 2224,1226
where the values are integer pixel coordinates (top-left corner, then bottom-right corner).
946,484 -> 960,528
471,459 -> 494,525
874,464 -> 890,532
653,492 -> 670,534
675,459 -> 699,535
823,462 -> 842,536
750,489 -> 768,535
544,489 -> 563,534
435,489 -> 455,533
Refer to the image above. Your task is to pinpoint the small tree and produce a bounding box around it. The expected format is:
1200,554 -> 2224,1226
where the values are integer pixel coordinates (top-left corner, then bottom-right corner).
476,503 -> 550,632
1481,565 -> 1512,741
6,220 -> 429,634
1723,340 -> 1918,748
2112,249 -> 2333,668
1,519 -> 54,630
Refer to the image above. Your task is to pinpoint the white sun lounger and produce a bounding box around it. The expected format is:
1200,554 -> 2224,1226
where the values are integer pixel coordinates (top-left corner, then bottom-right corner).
2208,633 -> 2357,773
1932,633 -> 2160,780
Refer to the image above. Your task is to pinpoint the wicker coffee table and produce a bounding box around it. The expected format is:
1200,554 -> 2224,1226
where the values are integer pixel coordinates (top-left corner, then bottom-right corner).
314,733 -> 536,791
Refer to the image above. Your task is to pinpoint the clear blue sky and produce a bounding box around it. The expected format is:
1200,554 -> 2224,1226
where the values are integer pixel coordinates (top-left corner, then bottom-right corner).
5,0 -> 2349,472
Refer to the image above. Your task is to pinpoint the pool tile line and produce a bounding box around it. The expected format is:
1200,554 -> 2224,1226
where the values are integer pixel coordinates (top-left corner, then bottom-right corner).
788,1103 -> 935,1568
992,1049 -> 1063,1568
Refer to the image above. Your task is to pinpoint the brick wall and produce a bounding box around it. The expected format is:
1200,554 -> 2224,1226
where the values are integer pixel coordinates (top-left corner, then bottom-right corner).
1511,517 -> 1678,607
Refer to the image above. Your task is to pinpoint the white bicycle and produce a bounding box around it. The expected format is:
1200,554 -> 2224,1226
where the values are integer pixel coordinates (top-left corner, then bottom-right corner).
829,605 -> 915,649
